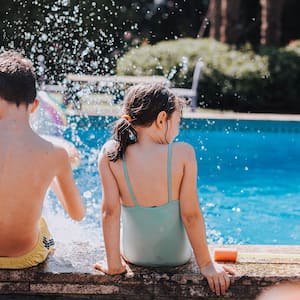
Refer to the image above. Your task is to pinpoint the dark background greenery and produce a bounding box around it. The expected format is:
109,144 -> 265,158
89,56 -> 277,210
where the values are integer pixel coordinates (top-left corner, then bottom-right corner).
117,38 -> 300,113
1,0 -> 299,112
0,0 -> 208,82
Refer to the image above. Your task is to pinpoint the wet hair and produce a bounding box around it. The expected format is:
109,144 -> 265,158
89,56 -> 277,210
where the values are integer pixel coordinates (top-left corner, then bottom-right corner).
0,50 -> 36,107
108,83 -> 184,162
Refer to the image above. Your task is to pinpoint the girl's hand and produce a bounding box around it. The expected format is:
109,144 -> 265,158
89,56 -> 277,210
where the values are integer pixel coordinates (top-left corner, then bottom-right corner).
94,261 -> 127,275
200,261 -> 235,296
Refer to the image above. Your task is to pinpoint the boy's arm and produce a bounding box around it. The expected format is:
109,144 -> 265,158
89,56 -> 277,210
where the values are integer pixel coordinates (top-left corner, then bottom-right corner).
178,143 -> 234,296
94,148 -> 126,274
53,147 -> 85,221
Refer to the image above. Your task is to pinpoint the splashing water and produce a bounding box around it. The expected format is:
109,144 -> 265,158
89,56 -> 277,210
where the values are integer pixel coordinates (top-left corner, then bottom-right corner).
2,0 -> 138,86
30,92 -> 102,246
31,91 -> 67,136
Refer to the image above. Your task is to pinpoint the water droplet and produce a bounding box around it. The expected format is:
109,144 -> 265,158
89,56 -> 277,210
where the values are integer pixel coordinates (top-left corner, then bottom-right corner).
83,191 -> 92,199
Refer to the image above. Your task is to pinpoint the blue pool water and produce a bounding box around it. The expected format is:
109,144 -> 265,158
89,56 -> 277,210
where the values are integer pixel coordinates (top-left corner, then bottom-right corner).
47,116 -> 300,245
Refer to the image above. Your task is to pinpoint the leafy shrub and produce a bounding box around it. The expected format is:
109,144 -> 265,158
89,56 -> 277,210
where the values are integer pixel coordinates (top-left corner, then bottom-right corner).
258,44 -> 300,111
117,38 -> 300,113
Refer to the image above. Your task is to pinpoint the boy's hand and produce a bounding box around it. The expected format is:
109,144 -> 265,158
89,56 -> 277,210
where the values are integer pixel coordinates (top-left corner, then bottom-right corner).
94,261 -> 127,275
200,261 -> 235,296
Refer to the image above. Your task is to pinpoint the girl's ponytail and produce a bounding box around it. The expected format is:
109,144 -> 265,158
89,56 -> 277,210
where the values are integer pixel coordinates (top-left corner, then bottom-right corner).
108,115 -> 137,162
107,83 -> 183,162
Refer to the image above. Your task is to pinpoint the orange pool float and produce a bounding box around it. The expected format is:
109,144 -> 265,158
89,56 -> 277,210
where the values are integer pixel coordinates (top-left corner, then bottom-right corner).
214,247 -> 300,263
214,248 -> 238,262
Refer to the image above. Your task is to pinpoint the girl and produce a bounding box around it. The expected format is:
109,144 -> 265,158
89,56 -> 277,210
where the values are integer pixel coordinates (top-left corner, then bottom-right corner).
95,83 -> 234,296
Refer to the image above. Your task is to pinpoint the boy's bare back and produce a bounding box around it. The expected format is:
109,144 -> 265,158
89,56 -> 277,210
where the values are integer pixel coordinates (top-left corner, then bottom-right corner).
1,123 -> 61,256
0,50 -> 85,261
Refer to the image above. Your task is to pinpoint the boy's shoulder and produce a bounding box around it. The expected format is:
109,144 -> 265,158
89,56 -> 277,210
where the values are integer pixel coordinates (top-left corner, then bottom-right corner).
38,134 -> 71,162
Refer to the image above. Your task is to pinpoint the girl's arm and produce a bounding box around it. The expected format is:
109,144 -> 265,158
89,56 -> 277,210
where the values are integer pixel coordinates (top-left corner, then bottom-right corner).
178,143 -> 235,296
94,147 -> 126,275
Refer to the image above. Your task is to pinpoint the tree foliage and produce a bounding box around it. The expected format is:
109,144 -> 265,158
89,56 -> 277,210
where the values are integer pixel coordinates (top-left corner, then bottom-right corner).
117,38 -> 300,112
0,0 -> 207,82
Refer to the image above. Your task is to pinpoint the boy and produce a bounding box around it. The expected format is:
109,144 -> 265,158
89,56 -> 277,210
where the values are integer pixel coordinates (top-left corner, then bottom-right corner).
0,50 -> 85,269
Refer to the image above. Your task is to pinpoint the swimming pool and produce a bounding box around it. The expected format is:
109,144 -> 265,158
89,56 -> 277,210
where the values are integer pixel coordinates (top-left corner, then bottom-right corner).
46,116 -> 300,245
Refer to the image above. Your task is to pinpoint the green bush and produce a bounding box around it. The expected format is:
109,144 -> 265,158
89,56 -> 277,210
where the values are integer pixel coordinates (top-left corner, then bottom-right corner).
117,38 -> 300,113
258,44 -> 300,111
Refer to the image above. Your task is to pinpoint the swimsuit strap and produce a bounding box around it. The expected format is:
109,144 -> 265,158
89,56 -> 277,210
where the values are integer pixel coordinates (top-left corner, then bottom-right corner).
167,143 -> 172,203
122,156 -> 139,206
122,144 -> 172,206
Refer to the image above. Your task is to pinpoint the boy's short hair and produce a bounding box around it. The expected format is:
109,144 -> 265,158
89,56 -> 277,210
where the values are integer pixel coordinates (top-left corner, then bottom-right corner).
0,50 -> 36,106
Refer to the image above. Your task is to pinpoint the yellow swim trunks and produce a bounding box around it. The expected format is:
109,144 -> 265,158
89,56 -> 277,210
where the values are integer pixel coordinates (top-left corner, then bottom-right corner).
0,218 -> 55,269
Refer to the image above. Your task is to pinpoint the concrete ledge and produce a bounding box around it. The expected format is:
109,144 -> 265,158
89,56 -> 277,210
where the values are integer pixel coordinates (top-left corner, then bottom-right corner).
1,244 -> 299,300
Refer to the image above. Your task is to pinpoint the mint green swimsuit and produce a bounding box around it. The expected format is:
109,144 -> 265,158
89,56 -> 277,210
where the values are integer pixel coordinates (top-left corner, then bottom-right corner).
121,144 -> 192,267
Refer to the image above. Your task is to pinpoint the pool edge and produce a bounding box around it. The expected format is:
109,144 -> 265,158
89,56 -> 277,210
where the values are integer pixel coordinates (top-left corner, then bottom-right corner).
1,244 -> 299,299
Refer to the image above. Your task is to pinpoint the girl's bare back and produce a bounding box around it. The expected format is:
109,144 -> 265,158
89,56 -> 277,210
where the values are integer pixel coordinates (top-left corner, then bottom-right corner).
109,142 -> 185,208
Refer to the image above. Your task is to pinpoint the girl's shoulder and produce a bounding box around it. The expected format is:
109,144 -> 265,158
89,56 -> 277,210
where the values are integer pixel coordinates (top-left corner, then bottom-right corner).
172,142 -> 196,161
98,140 -> 118,162
101,140 -> 118,153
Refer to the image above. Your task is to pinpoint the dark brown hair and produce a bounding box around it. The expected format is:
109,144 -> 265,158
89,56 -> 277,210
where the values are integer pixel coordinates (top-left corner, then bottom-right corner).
108,83 -> 184,161
0,50 -> 36,107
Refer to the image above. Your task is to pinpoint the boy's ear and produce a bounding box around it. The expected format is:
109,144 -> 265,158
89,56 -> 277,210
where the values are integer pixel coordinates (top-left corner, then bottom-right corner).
30,99 -> 39,113
156,111 -> 167,128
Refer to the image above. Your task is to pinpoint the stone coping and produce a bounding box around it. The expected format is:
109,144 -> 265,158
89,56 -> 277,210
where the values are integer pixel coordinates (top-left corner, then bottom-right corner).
1,244 -> 299,300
